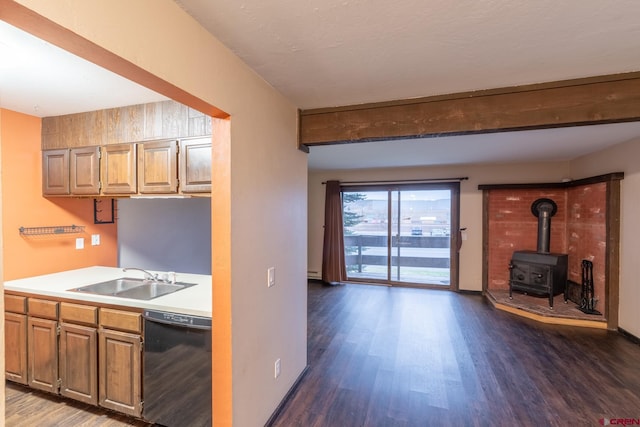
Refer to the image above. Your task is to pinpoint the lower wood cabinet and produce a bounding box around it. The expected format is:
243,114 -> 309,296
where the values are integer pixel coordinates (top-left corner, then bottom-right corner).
4,294 -> 143,419
27,316 -> 59,393
59,323 -> 98,405
5,312 -> 28,384
99,328 -> 142,417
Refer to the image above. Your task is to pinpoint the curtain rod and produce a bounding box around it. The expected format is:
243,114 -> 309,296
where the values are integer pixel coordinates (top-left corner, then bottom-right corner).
322,177 -> 469,185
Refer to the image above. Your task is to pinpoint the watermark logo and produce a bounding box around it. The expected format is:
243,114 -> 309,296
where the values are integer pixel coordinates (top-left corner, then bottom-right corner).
599,418 -> 640,426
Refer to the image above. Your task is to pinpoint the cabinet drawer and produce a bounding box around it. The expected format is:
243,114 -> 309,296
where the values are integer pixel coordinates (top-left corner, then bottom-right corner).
5,294 -> 27,314
28,298 -> 59,319
99,308 -> 141,334
60,302 -> 98,326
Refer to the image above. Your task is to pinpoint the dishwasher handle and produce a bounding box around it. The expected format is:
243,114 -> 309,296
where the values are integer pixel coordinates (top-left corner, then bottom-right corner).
143,310 -> 211,330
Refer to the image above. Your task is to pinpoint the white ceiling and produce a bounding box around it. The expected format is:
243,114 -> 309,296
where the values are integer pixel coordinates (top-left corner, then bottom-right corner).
176,0 -> 640,109
3,2 -> 640,170
0,20 -> 167,118
307,122 -> 640,170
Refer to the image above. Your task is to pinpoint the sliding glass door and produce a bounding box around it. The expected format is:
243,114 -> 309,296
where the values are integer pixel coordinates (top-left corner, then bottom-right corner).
343,190 -> 389,281
343,183 -> 458,287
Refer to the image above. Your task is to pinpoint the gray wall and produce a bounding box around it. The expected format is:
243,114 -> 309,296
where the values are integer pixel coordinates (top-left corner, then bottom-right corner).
117,198 -> 211,274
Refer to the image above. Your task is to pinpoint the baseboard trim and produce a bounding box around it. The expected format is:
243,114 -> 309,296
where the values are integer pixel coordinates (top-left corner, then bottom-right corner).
619,327 -> 640,346
458,289 -> 482,295
264,365 -> 310,427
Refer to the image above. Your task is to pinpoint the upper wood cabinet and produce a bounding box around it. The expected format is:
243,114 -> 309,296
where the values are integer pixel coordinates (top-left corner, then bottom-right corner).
42,149 -> 70,195
138,139 -> 178,194
70,146 -> 101,195
180,136 -> 212,193
42,138 -> 210,197
101,143 -> 137,195
43,144 -> 137,196
43,147 -> 101,196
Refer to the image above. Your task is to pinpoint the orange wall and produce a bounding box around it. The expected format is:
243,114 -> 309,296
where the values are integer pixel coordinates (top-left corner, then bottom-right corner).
1,108 -> 118,281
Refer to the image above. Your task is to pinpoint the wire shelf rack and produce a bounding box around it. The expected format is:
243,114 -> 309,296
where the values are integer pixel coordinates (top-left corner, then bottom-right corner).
19,225 -> 85,236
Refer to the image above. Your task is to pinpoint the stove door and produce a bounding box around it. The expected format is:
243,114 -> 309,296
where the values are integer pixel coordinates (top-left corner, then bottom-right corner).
510,263 -> 529,284
528,264 -> 550,289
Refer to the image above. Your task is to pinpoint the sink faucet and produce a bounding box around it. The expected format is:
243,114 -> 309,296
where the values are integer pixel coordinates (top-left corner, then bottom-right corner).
122,267 -> 158,281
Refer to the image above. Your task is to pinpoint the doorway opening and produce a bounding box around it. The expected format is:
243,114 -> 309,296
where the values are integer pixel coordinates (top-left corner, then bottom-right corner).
342,182 -> 460,289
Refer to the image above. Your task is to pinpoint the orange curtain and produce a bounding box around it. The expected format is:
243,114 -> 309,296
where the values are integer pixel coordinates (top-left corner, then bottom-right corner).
321,180 -> 346,285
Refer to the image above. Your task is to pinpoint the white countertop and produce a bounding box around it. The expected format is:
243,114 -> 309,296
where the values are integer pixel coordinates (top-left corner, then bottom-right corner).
4,266 -> 212,317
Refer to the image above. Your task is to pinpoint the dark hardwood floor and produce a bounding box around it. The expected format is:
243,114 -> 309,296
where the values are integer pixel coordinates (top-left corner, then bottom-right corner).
5,382 -> 151,426
5,282 -> 640,426
270,281 -> 640,427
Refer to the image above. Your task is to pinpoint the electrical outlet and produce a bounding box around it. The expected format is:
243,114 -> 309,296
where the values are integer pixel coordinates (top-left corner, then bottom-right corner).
267,267 -> 275,288
274,358 -> 281,379
76,237 -> 84,250
91,234 -> 100,246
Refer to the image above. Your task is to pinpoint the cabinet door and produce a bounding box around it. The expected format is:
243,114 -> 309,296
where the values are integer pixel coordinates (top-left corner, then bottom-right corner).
5,312 -> 28,385
101,143 -> 137,194
60,323 -> 98,405
28,317 -> 59,393
137,140 -> 178,193
180,136 -> 212,193
70,146 -> 100,195
42,149 -> 70,195
99,328 -> 142,417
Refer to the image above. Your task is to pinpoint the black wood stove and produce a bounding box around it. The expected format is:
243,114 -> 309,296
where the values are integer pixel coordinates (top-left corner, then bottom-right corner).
509,198 -> 568,308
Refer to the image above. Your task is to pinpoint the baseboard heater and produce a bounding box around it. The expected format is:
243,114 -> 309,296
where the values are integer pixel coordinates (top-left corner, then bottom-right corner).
307,271 -> 321,280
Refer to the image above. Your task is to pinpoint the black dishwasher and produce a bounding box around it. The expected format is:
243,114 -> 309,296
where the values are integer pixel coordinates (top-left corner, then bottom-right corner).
142,310 -> 212,427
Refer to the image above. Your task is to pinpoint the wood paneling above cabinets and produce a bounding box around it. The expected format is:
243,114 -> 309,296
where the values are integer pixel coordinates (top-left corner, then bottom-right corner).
42,100 -> 212,149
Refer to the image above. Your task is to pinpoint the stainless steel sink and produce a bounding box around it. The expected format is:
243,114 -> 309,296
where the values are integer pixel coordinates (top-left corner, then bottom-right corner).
114,282 -> 192,300
69,278 -> 196,300
72,278 -> 146,295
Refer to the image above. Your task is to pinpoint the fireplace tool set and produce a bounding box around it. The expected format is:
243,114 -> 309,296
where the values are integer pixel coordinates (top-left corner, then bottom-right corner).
579,259 -> 601,315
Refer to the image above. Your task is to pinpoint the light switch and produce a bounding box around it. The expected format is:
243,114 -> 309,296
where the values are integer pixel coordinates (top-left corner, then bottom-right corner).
76,238 -> 84,250
268,267 -> 275,287
91,234 -> 100,246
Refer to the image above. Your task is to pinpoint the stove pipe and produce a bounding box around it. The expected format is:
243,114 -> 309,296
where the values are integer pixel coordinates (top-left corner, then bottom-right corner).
531,198 -> 558,254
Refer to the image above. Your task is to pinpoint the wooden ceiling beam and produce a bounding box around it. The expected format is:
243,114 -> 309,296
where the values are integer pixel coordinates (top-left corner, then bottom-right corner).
298,71 -> 640,148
